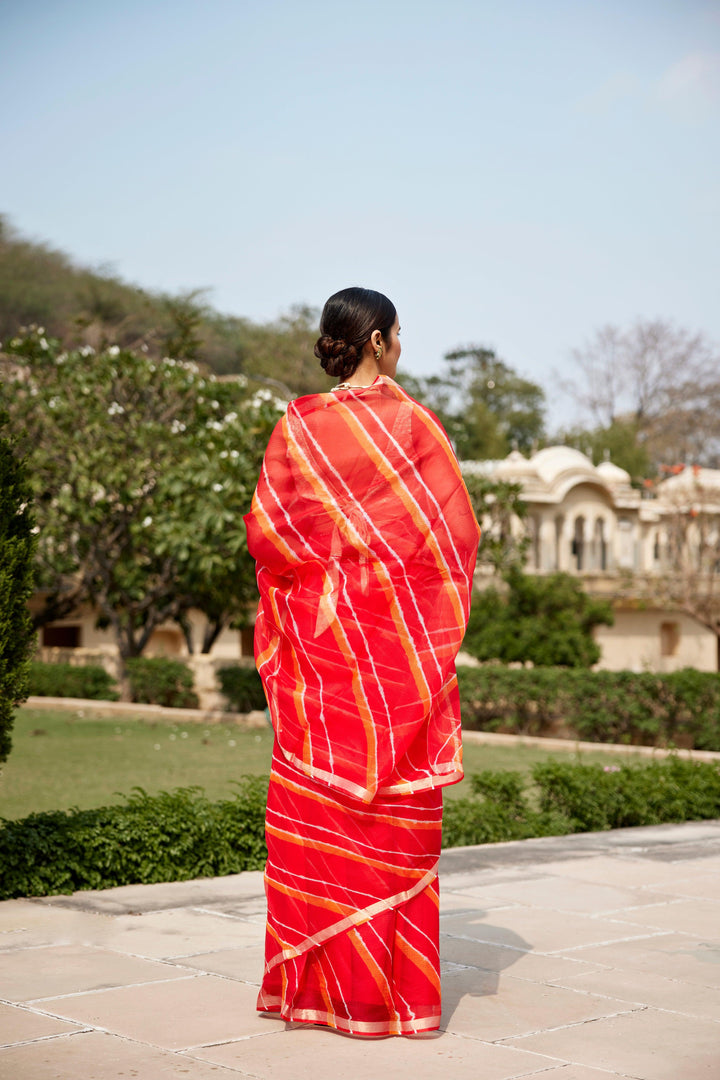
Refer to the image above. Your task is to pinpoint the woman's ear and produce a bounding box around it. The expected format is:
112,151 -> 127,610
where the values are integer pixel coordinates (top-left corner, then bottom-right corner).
370,329 -> 383,351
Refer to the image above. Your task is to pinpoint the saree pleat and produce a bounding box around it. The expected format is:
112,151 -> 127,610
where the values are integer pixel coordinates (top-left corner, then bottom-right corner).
257,746 -> 443,1035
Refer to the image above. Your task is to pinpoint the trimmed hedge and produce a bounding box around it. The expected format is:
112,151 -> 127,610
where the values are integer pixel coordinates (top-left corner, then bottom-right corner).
457,666 -> 720,751
0,779 -> 268,900
2,758 -> 719,900
126,657 -> 198,709
217,665 -> 266,712
28,661 -> 119,701
442,756 -> 720,848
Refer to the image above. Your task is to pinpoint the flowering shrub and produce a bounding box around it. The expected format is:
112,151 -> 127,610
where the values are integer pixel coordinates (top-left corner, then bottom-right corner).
0,329 -> 284,673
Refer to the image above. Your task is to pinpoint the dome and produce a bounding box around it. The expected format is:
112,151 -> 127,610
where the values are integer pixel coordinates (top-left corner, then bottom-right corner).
596,460 -> 632,485
530,446 -> 596,487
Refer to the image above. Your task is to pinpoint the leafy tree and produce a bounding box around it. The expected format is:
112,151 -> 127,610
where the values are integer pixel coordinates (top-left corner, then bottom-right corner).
405,347 -> 546,460
0,330 -> 283,687
464,568 -> 614,667
0,412 -> 36,763
463,474 -> 529,574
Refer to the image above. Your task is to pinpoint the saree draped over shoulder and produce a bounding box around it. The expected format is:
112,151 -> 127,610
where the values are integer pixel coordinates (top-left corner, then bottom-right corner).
244,375 -> 480,1036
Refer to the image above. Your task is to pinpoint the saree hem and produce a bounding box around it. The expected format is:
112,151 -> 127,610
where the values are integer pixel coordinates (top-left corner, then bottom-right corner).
257,999 -> 441,1037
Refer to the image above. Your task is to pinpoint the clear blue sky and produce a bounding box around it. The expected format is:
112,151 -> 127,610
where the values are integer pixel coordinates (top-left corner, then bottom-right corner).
2,0 -> 718,430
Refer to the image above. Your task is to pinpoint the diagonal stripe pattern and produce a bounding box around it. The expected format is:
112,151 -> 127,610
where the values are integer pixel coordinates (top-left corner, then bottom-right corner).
245,375 -> 481,1035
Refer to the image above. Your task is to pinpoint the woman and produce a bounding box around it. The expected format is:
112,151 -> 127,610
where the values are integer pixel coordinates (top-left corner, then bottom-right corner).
244,287 -> 480,1036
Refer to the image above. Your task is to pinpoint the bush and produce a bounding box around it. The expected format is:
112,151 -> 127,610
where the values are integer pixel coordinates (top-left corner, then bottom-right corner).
457,666 -> 720,751
0,413 -> 37,764
464,570 -> 613,668
0,779 -> 268,900
217,665 -> 266,712
534,757 -> 720,832
125,657 -> 198,709
28,661 -> 119,701
2,758 -> 719,899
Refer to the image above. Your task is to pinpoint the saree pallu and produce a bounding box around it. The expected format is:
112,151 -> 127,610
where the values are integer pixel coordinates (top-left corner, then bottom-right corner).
245,375 -> 481,1035
258,745 -> 443,1036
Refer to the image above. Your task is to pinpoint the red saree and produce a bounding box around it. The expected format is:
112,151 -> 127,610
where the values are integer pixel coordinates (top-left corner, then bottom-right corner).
244,375 -> 480,1035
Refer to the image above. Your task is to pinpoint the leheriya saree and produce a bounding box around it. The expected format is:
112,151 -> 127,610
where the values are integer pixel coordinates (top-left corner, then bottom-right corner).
244,375 -> 480,1035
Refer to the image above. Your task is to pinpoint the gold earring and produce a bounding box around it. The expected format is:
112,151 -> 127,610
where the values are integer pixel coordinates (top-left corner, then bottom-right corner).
375,348 -> 382,361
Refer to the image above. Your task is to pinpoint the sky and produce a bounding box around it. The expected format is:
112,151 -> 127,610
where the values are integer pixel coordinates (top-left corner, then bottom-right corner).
2,0 -> 719,431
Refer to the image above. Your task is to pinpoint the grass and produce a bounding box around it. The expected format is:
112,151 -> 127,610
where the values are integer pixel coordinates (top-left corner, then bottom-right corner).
0,706 -> 648,821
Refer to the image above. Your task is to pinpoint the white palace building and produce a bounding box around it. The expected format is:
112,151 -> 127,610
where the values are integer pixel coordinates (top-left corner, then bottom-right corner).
461,446 -> 720,674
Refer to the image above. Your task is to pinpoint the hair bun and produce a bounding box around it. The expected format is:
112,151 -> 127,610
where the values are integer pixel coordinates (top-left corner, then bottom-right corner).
314,335 -> 359,379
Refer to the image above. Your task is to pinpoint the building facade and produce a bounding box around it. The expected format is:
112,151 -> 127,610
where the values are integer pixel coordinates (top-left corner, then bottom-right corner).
462,446 -> 720,673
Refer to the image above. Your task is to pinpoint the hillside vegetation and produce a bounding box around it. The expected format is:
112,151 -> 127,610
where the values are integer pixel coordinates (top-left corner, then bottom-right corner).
0,216 -> 326,397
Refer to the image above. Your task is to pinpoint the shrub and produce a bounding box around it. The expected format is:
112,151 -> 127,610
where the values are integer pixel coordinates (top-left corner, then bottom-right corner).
125,657 -> 199,709
533,757 -> 720,832
2,759 -> 719,899
0,412 -> 37,764
28,661 -> 119,701
0,779 -> 268,901
464,569 -> 613,668
217,665 -> 266,712
457,666 -> 720,751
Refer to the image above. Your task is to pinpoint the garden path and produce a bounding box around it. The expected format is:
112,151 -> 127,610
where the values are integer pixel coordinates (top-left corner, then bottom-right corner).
1,820 -> 719,1079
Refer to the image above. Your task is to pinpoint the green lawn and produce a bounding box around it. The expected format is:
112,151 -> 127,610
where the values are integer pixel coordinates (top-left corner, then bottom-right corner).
0,706 -> 646,821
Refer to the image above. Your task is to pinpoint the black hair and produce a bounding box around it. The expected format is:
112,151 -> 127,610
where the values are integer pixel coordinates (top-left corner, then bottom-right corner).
314,287 -> 396,381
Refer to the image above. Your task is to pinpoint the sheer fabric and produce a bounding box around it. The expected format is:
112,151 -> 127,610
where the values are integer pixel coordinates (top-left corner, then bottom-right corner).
245,375 -> 480,1035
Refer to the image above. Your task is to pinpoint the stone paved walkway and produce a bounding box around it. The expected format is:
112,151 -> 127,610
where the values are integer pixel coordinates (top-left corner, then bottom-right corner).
1,820 -> 719,1079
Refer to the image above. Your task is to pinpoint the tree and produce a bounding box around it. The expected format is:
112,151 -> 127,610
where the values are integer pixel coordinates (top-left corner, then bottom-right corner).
641,470 -> 720,652
463,474 -> 529,575
0,330 -> 283,688
0,412 -> 36,764
463,568 -> 614,668
405,346 -> 546,460
564,320 -> 720,469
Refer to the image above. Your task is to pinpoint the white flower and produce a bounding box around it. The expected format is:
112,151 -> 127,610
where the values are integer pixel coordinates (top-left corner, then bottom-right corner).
219,450 -> 228,459
39,337 -> 49,350
212,483 -> 224,492
31,525 -> 40,535
108,345 -> 120,357
163,357 -> 176,367
154,743 -> 161,750
56,353 -> 67,365
224,411 -> 237,424
48,398 -> 58,409
142,515 -> 153,527
170,420 -> 186,434
230,450 -> 239,459
79,345 -> 95,357
228,739 -> 236,747
180,731 -> 188,739
211,399 -> 219,409
37,326 -> 45,335
107,402 -> 125,416
141,343 -> 149,353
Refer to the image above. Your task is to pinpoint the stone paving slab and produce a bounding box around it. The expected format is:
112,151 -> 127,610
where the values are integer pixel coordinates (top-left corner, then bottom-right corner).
0,819 -> 718,1079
